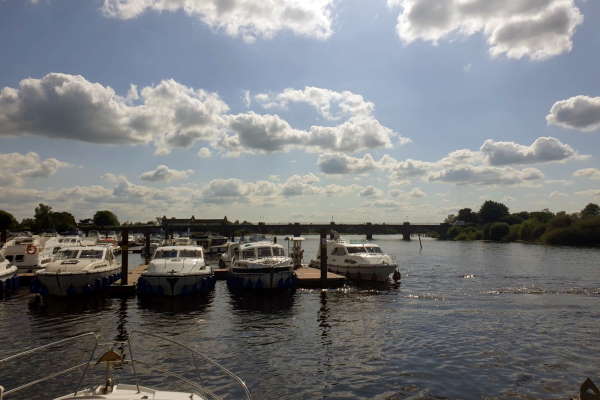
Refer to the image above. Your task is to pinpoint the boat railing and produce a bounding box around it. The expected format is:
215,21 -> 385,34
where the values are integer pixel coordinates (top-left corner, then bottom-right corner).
0,331 -> 252,400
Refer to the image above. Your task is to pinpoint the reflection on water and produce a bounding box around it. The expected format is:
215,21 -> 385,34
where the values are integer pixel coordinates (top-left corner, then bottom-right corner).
1,238 -> 600,399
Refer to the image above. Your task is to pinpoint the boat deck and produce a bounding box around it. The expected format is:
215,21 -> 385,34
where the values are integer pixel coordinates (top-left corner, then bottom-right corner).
295,267 -> 346,288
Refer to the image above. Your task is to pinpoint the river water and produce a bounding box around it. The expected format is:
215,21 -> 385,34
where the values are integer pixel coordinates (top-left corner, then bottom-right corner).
1,236 -> 599,399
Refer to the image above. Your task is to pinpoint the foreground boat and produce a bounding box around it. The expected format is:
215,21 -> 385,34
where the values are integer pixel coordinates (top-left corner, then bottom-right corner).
227,241 -> 295,290
34,245 -> 121,296
138,245 -> 215,296
310,239 -> 398,282
0,252 -> 18,295
0,331 -> 252,400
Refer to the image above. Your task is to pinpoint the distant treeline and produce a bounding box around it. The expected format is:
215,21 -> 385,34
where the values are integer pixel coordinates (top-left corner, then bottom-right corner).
444,201 -> 600,247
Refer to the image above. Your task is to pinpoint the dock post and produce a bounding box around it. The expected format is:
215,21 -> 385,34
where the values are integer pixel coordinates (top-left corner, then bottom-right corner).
0,229 -> 6,246
144,232 -> 151,264
320,232 -> 327,283
121,228 -> 129,285
273,236 -> 277,244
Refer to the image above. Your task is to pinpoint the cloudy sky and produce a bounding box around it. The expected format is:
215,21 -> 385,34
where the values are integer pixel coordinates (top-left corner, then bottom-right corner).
1,0 -> 599,223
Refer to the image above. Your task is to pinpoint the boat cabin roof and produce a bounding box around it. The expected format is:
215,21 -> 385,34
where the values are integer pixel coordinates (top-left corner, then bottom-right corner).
239,241 -> 283,250
155,245 -> 204,251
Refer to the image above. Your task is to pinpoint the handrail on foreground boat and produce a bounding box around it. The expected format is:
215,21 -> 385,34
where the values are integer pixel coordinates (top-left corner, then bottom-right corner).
130,330 -> 252,400
0,330 -> 252,400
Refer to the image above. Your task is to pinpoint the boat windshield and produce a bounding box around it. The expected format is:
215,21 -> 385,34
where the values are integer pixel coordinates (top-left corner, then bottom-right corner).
366,246 -> 383,254
154,250 -> 178,258
273,247 -> 285,256
56,249 -> 80,259
242,249 -> 256,259
179,249 -> 203,258
257,247 -> 272,257
79,249 -> 104,259
347,246 -> 368,254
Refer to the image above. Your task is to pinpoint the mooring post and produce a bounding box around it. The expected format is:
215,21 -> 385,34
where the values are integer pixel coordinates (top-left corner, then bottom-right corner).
144,232 -> 151,264
273,236 -> 277,244
320,232 -> 327,282
121,227 -> 129,285
329,231 -> 334,240
0,229 -> 6,246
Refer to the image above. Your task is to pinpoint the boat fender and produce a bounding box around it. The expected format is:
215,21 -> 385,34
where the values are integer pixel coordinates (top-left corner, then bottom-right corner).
102,277 -> 109,287
26,244 -> 37,255
94,278 -> 102,289
245,279 -> 253,289
392,270 -> 401,282
83,284 -> 93,295
256,279 -> 263,289
39,285 -> 49,296
67,286 -> 76,296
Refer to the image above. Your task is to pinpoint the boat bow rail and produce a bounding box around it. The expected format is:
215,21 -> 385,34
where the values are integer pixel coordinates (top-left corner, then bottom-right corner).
0,330 -> 252,400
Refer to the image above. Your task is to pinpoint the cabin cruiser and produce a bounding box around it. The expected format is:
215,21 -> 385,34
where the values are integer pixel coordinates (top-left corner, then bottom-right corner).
0,252 -> 18,292
37,235 -> 83,267
227,241 -> 295,290
310,239 -> 398,282
138,246 -> 214,296
1,235 -> 46,273
34,245 -> 121,296
219,234 -> 269,269
0,330 -> 252,400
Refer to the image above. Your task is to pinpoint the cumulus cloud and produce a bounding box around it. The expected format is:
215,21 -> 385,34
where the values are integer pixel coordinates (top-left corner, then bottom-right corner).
546,95 -> 600,132
480,137 -> 582,165
359,186 -> 383,198
101,0 -> 334,42
197,147 -> 212,158
573,168 -> 600,180
575,189 -> 600,198
388,0 -> 583,60
0,74 -> 229,155
318,153 -> 379,174
256,86 -> 375,120
139,165 -> 194,183
0,152 -> 71,187
429,165 -> 544,185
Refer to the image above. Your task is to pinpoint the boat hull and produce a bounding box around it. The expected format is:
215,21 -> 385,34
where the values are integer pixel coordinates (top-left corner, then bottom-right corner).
227,267 -> 296,290
35,267 -> 122,296
138,273 -> 215,296
325,263 -> 397,282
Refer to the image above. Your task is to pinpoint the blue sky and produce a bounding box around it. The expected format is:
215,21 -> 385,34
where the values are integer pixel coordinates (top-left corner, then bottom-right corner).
1,0 -> 599,223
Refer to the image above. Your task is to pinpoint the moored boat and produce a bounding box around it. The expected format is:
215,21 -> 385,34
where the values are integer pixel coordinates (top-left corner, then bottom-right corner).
138,245 -> 214,296
34,245 -> 121,296
0,252 -> 18,295
310,239 -> 398,282
1,235 -> 45,273
227,241 -> 295,290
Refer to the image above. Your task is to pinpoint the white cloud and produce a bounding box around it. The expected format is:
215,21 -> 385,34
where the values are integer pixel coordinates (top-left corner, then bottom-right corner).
0,74 -> 229,155
575,189 -> 600,198
197,147 -> 212,158
256,86 -> 375,120
573,168 -> 600,180
359,186 -> 384,198
101,0 -> 334,43
318,153 -> 379,174
139,165 -> 194,183
429,165 -> 544,185
480,137 -> 582,165
549,191 -> 568,199
0,152 -> 71,187
546,95 -> 600,132
388,0 -> 583,60
408,187 -> 425,198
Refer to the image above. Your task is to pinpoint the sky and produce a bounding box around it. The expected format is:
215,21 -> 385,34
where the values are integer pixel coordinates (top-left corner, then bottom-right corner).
0,0 -> 599,224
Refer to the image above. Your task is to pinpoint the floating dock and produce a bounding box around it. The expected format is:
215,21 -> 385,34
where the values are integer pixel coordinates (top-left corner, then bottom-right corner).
109,264 -> 147,296
294,267 -> 346,289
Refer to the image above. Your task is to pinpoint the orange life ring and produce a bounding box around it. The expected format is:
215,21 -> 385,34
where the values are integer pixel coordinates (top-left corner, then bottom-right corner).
26,244 -> 37,254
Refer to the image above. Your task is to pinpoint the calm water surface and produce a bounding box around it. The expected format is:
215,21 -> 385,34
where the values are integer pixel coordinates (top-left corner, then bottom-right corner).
1,236 -> 599,399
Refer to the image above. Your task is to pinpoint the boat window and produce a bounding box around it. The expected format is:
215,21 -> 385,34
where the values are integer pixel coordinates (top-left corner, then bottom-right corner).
242,249 -> 256,259
154,250 -> 178,258
346,247 -> 367,254
257,247 -> 272,258
366,246 -> 382,254
273,247 -> 285,256
332,247 -> 346,256
56,250 -> 80,259
15,255 -> 24,262
179,249 -> 203,258
52,247 -> 61,254
80,250 -> 104,259
5,255 -> 13,262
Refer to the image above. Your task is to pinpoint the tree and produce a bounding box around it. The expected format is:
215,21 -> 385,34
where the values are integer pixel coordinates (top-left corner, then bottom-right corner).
50,212 -> 77,232
479,200 -> 509,224
488,222 -> 510,241
0,210 -> 17,231
581,203 -> 600,219
457,208 -> 478,224
34,203 -> 53,231
93,210 -> 120,227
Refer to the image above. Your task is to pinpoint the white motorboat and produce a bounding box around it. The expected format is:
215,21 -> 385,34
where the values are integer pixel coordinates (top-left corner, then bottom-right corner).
0,252 -> 18,294
34,245 -> 121,296
38,235 -> 83,267
227,241 -> 295,290
0,330 -> 252,400
310,239 -> 398,282
1,235 -> 46,273
138,246 -> 214,296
